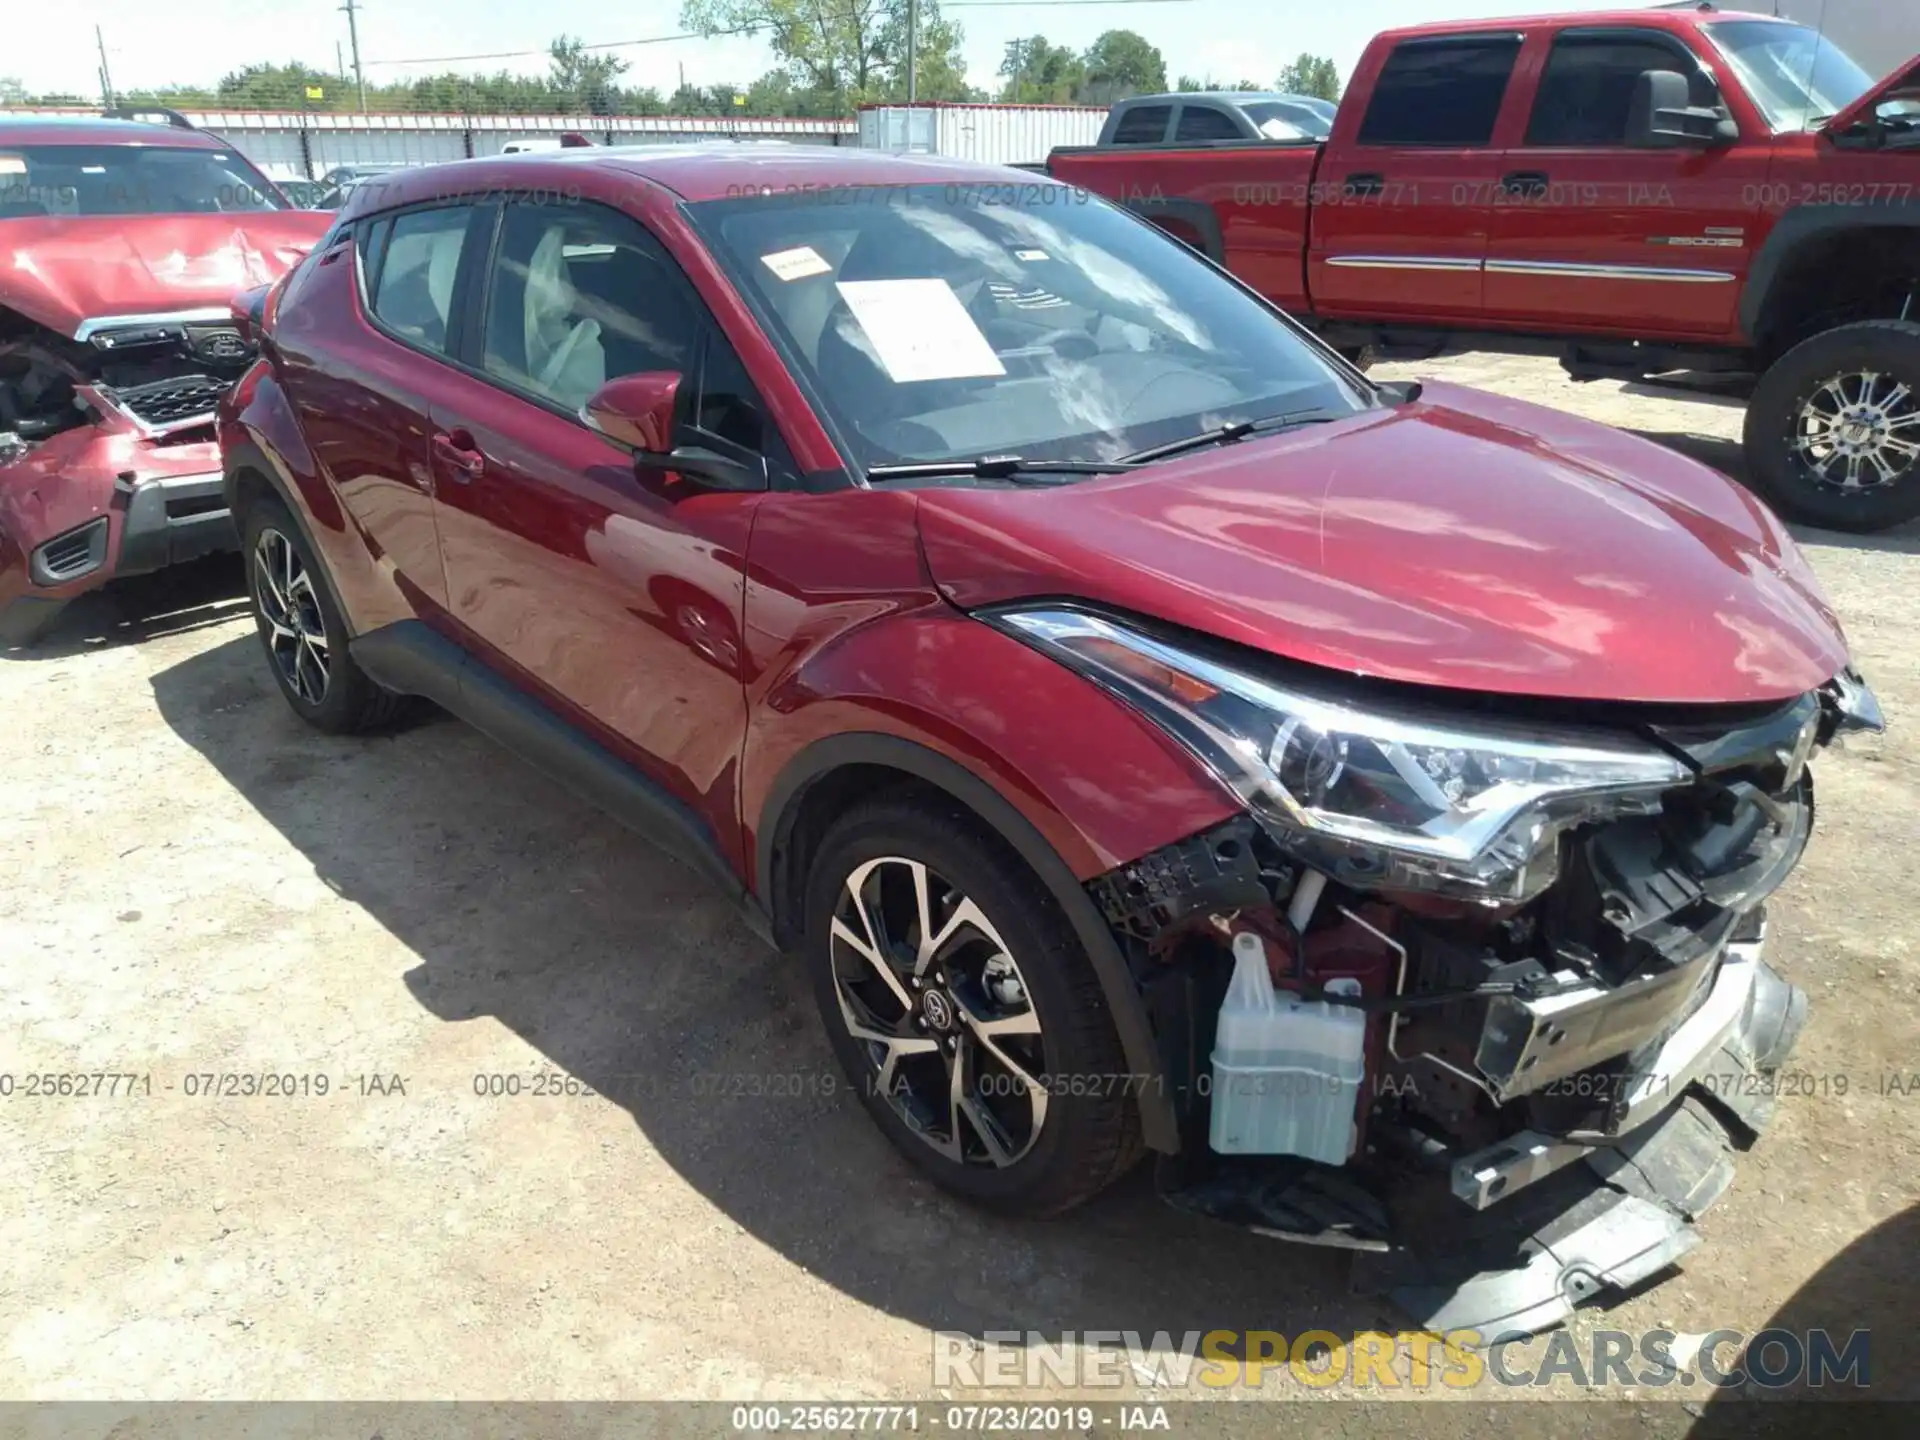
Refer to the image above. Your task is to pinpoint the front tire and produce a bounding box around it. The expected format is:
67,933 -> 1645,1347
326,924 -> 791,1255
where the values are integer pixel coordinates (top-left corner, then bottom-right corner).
1745,319 -> 1920,532
239,496 -> 403,733
803,794 -> 1143,1216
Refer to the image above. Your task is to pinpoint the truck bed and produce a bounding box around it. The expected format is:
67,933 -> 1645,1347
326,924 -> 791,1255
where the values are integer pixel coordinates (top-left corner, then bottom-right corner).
1048,142 -> 1322,312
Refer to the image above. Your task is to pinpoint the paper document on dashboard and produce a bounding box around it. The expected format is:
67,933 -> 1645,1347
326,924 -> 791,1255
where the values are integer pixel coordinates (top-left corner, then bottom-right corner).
834,279 -> 1007,384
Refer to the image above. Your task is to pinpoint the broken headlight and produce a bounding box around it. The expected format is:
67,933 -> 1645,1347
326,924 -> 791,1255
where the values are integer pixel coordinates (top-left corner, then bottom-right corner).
989,607 -> 1691,903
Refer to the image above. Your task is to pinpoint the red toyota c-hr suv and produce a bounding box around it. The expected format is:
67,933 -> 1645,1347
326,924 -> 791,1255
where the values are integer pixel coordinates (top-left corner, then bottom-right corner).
220,146 -> 1881,1336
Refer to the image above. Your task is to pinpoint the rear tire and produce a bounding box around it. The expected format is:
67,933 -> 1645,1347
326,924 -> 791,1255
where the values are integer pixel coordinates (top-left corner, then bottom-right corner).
238,495 -> 404,733
1744,319 -> 1920,533
803,793 -> 1143,1216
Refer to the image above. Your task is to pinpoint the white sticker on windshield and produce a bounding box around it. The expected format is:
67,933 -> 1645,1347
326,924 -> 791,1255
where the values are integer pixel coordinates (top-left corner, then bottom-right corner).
761,245 -> 832,282
1014,248 -> 1049,262
836,279 -> 1007,384
0,156 -> 25,176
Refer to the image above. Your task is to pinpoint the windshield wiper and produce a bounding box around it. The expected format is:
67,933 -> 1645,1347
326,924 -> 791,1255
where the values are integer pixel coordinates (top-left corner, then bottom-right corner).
865,455 -> 1141,484
1118,407 -> 1345,465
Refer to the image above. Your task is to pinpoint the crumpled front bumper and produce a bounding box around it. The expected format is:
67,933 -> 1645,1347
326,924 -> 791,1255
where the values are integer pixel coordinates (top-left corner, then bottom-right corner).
0,411 -> 234,646
1351,939 -> 1807,1338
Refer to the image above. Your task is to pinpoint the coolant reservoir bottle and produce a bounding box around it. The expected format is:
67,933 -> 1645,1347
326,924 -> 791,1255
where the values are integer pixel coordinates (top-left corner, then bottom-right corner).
1210,932 -> 1367,1164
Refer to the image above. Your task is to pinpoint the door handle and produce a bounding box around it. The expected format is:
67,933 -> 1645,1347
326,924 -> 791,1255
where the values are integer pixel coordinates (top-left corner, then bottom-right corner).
1344,172 -> 1386,198
432,428 -> 484,483
1501,170 -> 1551,200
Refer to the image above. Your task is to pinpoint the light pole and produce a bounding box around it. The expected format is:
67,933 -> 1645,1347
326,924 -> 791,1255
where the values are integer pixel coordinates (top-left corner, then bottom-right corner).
340,0 -> 367,113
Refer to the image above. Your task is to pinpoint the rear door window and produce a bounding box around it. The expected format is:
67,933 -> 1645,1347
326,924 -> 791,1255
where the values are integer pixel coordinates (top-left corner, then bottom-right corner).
366,206 -> 478,356
1357,36 -> 1523,146
1111,105 -> 1173,144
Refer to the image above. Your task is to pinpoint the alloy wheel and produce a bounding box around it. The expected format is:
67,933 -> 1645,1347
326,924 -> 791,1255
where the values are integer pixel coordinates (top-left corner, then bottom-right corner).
1794,370 -> 1920,491
252,527 -> 330,706
829,855 -> 1049,1167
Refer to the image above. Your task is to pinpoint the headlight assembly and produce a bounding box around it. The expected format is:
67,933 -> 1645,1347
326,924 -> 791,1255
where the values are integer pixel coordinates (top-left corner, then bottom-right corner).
988,607 -> 1692,903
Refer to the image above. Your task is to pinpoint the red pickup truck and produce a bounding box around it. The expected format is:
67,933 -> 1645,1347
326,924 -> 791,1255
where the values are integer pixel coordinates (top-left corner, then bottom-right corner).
1049,7 -> 1920,532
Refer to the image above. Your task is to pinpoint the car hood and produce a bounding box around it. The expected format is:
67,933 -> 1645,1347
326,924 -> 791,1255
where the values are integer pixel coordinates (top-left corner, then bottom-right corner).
1822,54 -> 1920,137
915,383 -> 1849,706
0,213 -> 331,337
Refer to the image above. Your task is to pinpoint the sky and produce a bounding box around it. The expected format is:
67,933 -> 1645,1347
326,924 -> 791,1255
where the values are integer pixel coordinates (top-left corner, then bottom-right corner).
11,0 -> 1704,104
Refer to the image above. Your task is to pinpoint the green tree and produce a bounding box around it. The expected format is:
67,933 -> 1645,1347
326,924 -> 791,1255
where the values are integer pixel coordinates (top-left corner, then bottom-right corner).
999,36 -> 1085,104
549,35 -> 630,115
681,0 -> 969,106
1275,53 -> 1341,101
1079,30 -> 1166,104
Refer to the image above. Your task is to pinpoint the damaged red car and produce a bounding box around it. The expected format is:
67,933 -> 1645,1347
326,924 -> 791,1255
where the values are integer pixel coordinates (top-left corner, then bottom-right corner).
0,115 -> 329,644
220,148 -> 1883,1339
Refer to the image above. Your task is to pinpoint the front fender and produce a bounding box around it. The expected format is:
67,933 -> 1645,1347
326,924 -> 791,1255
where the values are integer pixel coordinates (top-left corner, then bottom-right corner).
1740,201 -> 1920,348
220,363 -> 402,636
746,610 -> 1241,1155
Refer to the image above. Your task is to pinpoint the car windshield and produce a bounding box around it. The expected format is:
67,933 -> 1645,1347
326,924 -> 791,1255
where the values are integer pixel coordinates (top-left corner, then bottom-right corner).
690,183 -> 1369,474
1706,20 -> 1879,131
1244,102 -> 1330,139
0,143 -> 284,217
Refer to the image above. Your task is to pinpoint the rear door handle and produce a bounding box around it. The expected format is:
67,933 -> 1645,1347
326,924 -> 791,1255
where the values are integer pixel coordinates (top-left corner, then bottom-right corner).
432,428 -> 484,484
1501,170 -> 1551,200
1344,172 -> 1386,198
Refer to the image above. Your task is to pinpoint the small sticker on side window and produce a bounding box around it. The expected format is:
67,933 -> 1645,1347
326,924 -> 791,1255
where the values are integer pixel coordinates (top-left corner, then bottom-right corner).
761,245 -> 832,281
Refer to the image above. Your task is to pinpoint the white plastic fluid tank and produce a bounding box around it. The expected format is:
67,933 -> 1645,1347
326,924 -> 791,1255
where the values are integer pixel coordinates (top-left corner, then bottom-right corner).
1210,932 -> 1368,1163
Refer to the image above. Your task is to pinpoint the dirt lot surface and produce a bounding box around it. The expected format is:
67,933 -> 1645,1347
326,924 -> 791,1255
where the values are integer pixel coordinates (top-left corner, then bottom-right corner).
2,355 -> 1915,1422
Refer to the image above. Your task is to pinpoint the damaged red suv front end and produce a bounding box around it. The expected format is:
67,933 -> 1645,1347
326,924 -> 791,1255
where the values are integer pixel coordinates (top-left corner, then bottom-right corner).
0,117 -> 330,644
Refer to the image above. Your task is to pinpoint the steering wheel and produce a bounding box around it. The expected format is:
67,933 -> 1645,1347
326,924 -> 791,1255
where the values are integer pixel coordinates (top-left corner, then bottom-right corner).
985,321 -> 1100,363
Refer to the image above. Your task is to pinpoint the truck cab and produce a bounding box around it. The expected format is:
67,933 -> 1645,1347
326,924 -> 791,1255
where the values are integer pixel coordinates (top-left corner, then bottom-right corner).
1099,92 -> 1335,145
1050,7 -> 1920,532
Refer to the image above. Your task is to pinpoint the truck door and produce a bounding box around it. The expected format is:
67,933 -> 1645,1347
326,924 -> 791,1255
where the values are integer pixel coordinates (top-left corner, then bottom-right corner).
1308,32 -> 1524,323
1482,26 -> 1769,339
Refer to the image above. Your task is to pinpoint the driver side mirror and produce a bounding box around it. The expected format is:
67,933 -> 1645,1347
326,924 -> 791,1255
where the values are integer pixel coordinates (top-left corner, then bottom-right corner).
581,371 -> 766,493
1628,69 -> 1738,148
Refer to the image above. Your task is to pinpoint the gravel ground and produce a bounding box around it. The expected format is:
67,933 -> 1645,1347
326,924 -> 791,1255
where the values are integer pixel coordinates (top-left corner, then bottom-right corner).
1,354 -> 1914,1421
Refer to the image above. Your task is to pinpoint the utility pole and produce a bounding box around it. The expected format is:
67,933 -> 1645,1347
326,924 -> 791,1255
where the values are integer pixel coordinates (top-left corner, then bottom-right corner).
95,25 -> 115,110
907,0 -> 918,103
340,0 -> 367,113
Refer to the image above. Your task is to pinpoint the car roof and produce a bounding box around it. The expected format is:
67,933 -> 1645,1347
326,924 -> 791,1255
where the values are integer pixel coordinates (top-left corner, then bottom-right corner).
1156,92 -> 1327,107
0,115 -> 231,148
1381,6 -> 1780,41
348,144 -> 1046,209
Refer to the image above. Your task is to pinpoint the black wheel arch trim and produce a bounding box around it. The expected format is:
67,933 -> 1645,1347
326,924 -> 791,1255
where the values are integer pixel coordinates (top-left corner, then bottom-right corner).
1120,195 -> 1226,265
349,619 -> 775,945
223,434 -> 345,624
1741,203 -> 1920,350
756,731 -> 1180,1153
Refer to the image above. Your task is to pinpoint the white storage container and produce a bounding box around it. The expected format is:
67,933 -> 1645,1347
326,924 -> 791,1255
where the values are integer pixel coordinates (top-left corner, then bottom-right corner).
858,103 -> 1108,166
1210,933 -> 1367,1163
